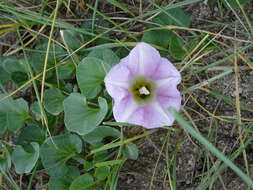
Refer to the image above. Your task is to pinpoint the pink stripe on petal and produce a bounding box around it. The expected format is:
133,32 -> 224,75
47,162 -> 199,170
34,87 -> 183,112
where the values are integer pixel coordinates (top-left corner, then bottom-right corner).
128,42 -> 161,77
113,95 -> 138,122
104,42 -> 182,129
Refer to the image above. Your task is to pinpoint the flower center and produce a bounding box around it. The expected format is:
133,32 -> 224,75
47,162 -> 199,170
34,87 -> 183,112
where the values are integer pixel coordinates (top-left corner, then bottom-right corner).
129,76 -> 156,105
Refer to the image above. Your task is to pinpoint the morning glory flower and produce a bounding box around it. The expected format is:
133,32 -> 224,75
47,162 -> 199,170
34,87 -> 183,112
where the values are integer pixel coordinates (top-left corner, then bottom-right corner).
104,42 -> 181,129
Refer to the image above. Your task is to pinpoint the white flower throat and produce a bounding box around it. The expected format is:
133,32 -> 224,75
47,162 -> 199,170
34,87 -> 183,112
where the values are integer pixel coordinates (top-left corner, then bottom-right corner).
138,86 -> 150,95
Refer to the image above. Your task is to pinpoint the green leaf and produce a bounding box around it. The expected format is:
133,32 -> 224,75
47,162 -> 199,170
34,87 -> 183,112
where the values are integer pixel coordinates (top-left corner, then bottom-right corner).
76,57 -> 110,99
142,7 -> 190,51
0,56 -> 26,73
63,93 -> 108,135
87,48 -> 119,67
58,62 -> 75,80
31,101 -> 41,121
94,166 -> 110,181
82,126 -> 120,145
11,71 -> 28,86
0,65 -> 11,85
16,124 -> 45,145
169,34 -> 187,60
0,94 -> 29,133
44,88 -> 66,115
83,160 -> 94,171
0,143 -> 11,172
60,30 -> 86,50
11,142 -> 39,174
48,165 -> 80,190
168,107 -> 253,188
48,163 -> 80,178
40,134 -> 82,168
69,174 -> 95,190
142,29 -> 171,48
122,143 -> 139,160
153,7 -> 191,27
49,177 -> 72,190
223,0 -> 252,8
29,41 -> 64,73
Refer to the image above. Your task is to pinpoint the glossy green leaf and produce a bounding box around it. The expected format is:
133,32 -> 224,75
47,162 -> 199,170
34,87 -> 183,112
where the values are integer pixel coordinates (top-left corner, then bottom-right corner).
11,142 -> 39,174
76,57 -> 110,99
122,143 -> 139,160
40,134 -> 82,168
63,93 -> 108,135
82,126 -> 120,145
0,94 -> 29,133
44,88 -> 66,115
69,173 -> 95,190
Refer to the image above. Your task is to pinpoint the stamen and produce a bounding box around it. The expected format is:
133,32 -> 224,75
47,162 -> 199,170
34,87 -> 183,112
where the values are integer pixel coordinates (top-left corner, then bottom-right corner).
139,86 -> 150,95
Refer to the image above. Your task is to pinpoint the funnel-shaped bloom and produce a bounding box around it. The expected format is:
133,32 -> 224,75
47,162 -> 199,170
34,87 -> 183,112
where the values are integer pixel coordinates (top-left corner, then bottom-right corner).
104,42 -> 181,129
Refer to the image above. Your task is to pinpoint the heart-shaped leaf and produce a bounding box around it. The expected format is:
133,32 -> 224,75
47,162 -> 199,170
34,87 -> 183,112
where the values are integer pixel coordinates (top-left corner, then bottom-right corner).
76,57 -> 110,99
0,94 -> 29,133
122,143 -> 139,160
69,173 -> 95,190
63,93 -> 108,135
87,48 -> 119,67
44,88 -> 66,115
11,142 -> 39,174
40,134 -> 82,168
82,126 -> 120,145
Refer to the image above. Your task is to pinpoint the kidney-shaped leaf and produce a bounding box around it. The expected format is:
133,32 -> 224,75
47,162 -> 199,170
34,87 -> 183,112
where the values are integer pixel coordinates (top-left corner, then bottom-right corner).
44,88 -> 66,115
48,164 -> 80,190
40,134 -> 82,168
11,142 -> 39,174
122,143 -> 139,160
63,93 -> 108,135
82,126 -> 120,145
76,57 -> 110,99
0,94 -> 29,133
87,48 -> 119,67
69,173 -> 95,190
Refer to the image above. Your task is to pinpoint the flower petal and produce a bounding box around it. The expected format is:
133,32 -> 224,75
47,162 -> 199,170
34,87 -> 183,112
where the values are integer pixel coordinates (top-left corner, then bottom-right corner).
156,79 -> 182,113
104,57 -> 133,83
151,58 -> 181,82
113,95 -> 138,122
127,42 -> 161,77
104,58 -> 133,101
125,102 -> 175,129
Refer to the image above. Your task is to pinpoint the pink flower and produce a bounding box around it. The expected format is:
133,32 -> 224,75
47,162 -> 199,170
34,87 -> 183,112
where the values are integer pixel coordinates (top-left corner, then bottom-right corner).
104,42 -> 181,129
